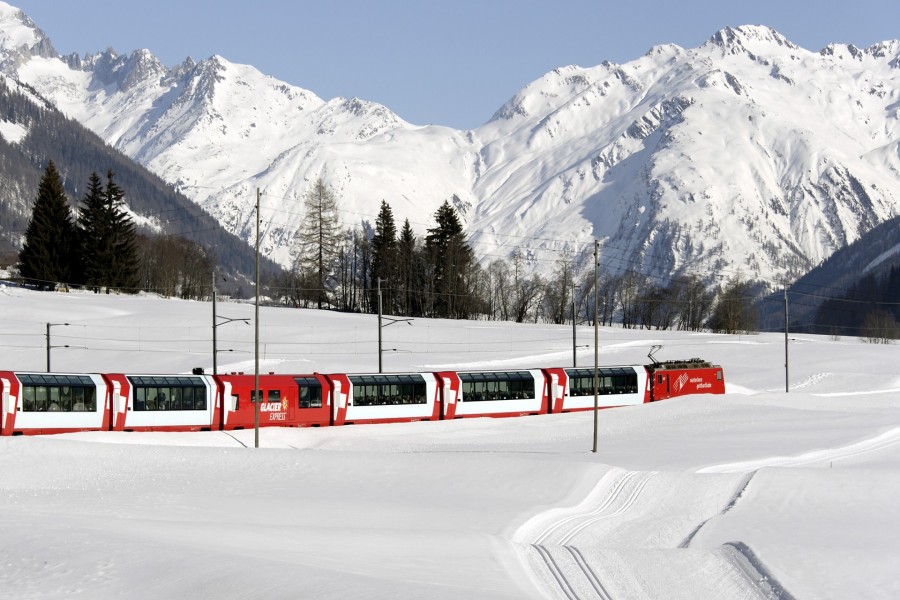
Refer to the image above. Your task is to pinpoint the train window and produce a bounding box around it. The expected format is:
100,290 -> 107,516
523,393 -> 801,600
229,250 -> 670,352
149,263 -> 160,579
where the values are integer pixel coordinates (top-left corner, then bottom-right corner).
348,374 -> 427,406
565,368 -> 638,396
717,370 -> 722,381
459,372 -> 535,401
18,374 -> 96,413
296,377 -> 323,409
127,376 -> 207,411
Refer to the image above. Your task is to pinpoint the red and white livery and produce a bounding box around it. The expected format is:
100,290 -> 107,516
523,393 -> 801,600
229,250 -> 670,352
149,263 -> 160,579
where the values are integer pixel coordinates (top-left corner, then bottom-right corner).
0,357 -> 725,436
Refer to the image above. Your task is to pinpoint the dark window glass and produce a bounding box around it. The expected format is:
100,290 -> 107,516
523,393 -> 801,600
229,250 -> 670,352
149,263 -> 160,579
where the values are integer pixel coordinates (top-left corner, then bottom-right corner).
459,372 -> 535,401
348,375 -> 427,406
18,374 -> 96,413
295,378 -> 324,409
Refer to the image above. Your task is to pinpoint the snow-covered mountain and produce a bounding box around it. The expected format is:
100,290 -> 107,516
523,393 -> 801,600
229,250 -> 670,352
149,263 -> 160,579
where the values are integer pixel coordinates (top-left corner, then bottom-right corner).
2,1 -> 899,287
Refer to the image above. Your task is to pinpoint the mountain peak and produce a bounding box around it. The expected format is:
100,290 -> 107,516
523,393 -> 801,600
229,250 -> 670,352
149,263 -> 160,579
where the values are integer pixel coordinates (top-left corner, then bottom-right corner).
0,1 -> 56,72
703,25 -> 798,56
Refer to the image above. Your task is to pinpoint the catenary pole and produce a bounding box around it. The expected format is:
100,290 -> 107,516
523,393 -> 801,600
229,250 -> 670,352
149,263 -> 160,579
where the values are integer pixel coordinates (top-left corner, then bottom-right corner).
593,239 -> 599,454
254,188 -> 260,449
572,283 -> 577,368
212,271 -> 217,375
378,278 -> 383,373
784,286 -> 789,393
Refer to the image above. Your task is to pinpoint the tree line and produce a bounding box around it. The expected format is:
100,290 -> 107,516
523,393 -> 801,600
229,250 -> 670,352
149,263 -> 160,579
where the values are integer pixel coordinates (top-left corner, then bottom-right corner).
813,265 -> 900,343
17,161 -> 212,297
277,179 -> 759,333
15,166 -> 762,333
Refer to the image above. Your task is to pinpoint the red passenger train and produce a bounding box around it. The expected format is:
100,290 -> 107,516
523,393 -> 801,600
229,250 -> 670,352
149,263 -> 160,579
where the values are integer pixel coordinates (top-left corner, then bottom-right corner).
0,359 -> 724,436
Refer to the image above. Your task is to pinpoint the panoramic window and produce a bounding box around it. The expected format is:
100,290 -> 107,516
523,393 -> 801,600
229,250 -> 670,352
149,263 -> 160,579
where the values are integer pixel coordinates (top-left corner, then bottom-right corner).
348,374 -> 427,406
18,373 -> 96,412
128,376 -> 207,411
459,371 -> 535,402
565,368 -> 638,396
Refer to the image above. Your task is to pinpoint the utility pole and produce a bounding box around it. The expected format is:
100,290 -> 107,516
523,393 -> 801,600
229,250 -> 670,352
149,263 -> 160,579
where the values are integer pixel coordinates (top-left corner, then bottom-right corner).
46,322 -> 69,372
212,271 -> 217,375
378,278 -> 383,373
784,285 -> 789,393
593,239 -> 599,454
254,188 -> 261,449
572,283 -> 577,368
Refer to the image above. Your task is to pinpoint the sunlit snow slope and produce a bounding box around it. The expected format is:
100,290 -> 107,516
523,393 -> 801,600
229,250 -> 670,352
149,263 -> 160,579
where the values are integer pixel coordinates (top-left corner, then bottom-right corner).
2,2 -> 899,284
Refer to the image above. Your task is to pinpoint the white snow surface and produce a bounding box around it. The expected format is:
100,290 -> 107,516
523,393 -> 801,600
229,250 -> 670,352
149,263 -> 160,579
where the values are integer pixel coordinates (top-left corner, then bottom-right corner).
2,3 -> 899,284
1,283 -> 899,599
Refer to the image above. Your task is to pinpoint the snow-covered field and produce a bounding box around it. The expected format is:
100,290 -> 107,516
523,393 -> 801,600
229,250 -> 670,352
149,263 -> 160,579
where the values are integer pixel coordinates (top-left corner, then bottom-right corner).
1,284 -> 898,599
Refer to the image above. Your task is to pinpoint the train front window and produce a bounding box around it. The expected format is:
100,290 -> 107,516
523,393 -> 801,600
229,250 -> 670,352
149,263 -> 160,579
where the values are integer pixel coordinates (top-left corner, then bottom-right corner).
18,374 -> 96,412
294,377 -> 323,408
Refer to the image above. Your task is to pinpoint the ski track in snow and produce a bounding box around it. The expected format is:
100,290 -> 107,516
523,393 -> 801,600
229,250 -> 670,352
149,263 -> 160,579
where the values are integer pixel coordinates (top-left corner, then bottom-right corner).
515,469 -> 787,599
516,427 -> 900,598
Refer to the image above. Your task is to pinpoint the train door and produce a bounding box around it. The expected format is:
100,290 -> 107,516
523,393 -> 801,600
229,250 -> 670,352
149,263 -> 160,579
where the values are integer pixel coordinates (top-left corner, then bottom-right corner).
654,372 -> 670,401
0,373 -> 19,435
294,375 -> 331,426
542,368 -> 567,413
435,372 -> 460,419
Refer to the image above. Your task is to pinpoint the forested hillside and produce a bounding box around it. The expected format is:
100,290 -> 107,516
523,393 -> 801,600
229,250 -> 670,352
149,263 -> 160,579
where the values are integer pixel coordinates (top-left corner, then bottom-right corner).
0,76 -> 277,283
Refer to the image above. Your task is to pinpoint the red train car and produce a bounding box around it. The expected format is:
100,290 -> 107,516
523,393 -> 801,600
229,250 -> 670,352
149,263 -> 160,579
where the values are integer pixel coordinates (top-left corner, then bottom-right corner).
217,373 -> 332,429
0,371 -> 111,436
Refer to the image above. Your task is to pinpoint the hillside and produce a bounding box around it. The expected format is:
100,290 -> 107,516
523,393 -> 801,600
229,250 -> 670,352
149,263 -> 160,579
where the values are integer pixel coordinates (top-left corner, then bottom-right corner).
0,74 -> 279,282
2,3 -> 899,294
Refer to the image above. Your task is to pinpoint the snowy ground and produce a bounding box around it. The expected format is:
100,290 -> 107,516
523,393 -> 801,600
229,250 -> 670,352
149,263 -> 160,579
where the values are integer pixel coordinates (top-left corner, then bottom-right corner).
1,284 -> 898,599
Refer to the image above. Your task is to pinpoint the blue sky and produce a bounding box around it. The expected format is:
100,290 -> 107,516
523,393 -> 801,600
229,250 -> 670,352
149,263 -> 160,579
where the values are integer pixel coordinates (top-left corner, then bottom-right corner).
12,0 -> 900,129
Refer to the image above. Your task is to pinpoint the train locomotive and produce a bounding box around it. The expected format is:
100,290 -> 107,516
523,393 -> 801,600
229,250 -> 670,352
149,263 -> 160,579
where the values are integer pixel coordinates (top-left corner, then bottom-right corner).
0,359 -> 724,436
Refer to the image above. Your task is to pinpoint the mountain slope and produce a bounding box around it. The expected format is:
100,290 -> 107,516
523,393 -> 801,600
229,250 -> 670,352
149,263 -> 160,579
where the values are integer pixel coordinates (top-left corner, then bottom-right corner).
2,2 -> 899,289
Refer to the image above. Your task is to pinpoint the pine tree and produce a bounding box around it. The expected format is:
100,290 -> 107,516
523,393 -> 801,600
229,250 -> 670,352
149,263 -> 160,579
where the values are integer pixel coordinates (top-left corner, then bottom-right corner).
104,170 -> 140,291
78,170 -> 140,292
78,172 -> 106,288
424,199 -> 476,318
370,200 -> 398,313
397,219 -> 420,316
18,161 -> 79,289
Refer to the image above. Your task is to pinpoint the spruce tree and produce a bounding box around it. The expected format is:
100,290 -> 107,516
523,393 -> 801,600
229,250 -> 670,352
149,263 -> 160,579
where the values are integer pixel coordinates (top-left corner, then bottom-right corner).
78,172 -> 107,288
370,200 -> 398,313
425,200 -> 476,318
104,170 -> 140,291
397,219 -> 420,316
78,170 -> 140,292
18,161 -> 79,289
